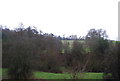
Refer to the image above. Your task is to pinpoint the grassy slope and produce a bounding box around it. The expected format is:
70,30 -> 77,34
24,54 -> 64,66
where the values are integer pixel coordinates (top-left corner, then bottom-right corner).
61,40 -> 91,53
61,40 -> 85,47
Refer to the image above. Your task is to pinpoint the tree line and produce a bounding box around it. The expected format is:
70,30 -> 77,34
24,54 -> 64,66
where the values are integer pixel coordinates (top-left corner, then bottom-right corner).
2,25 -> 120,80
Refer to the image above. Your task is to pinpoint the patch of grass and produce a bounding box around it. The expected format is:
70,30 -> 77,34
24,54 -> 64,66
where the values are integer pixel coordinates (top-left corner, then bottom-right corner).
34,71 -> 103,79
34,71 -> 70,79
85,47 -> 91,53
82,72 -> 103,79
61,40 -> 91,53
0,68 -> 8,79
61,40 -> 85,46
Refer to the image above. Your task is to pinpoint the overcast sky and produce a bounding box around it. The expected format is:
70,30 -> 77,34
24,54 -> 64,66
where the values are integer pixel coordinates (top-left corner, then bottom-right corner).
0,0 -> 119,40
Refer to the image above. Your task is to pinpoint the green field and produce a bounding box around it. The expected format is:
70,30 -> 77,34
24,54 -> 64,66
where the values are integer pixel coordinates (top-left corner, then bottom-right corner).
61,40 -> 91,53
1,68 -> 103,79
61,40 -> 85,47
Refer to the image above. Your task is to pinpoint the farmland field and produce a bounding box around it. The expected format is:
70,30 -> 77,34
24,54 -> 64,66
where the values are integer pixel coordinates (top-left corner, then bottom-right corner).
61,40 -> 85,46
61,40 -> 91,53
